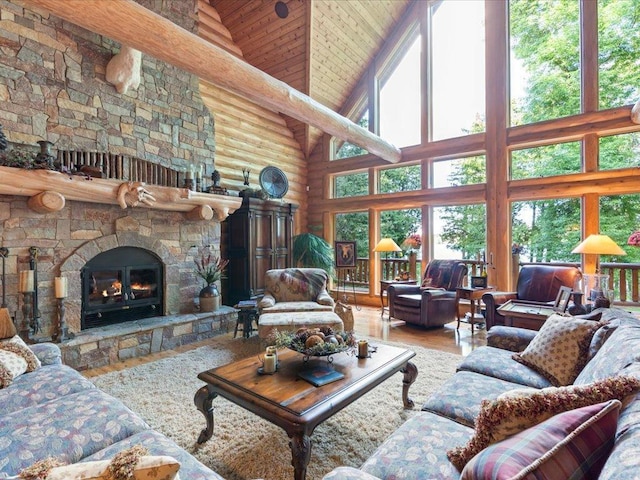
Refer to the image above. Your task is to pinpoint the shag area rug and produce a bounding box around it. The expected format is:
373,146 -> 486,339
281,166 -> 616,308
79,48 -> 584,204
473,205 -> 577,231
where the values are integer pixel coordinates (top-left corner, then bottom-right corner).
91,334 -> 462,480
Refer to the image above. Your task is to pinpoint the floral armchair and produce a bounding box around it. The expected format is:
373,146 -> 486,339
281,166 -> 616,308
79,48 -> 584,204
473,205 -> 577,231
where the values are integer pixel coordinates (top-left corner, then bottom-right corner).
387,259 -> 468,328
258,268 -> 335,314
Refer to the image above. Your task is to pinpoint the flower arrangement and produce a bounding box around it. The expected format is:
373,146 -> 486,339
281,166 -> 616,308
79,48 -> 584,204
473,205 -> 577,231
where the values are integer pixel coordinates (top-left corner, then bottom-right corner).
403,233 -> 422,253
511,243 -> 525,255
194,247 -> 229,285
628,231 -> 640,246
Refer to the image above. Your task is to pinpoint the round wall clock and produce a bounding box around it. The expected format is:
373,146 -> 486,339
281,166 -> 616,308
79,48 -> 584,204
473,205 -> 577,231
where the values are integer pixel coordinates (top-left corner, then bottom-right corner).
259,166 -> 289,199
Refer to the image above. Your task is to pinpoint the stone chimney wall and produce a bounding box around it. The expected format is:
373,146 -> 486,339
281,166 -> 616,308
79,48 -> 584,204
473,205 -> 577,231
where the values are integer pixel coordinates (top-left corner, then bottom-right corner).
0,0 -> 224,339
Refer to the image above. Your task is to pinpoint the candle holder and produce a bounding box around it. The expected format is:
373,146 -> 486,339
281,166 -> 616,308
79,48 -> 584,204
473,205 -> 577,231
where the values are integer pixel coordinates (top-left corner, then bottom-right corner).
53,298 -> 72,342
20,291 -> 33,343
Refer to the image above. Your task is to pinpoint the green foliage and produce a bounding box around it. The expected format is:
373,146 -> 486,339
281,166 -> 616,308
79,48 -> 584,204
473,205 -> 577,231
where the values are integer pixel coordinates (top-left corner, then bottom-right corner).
292,233 -> 335,275
335,212 -> 369,259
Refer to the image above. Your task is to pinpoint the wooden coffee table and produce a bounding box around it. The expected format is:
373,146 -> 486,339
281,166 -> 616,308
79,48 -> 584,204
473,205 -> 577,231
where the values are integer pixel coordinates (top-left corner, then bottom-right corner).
194,344 -> 417,480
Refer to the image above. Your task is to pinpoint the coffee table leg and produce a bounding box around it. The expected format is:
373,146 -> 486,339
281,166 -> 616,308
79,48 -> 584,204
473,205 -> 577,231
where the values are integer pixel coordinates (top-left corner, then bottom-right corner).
401,361 -> 418,409
289,432 -> 311,480
194,385 -> 218,444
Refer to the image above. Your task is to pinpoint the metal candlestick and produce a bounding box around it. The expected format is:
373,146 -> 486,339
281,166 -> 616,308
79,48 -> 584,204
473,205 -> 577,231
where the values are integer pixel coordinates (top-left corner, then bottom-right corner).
29,247 -> 41,335
20,291 -> 33,343
53,298 -> 70,342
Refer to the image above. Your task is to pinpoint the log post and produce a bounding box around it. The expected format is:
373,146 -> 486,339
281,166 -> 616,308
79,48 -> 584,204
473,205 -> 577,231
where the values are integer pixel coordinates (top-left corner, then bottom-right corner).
27,191 -> 66,213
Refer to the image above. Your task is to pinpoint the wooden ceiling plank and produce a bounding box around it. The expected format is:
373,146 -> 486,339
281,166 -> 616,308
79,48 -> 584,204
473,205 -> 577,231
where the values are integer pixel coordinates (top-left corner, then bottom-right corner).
29,0 -> 401,163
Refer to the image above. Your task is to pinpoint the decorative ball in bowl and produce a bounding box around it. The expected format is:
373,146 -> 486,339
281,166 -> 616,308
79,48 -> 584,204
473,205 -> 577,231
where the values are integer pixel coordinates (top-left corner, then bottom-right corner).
272,327 -> 357,359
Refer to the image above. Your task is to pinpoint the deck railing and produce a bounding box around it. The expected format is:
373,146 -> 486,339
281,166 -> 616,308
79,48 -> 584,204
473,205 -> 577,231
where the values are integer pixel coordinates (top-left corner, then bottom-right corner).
346,257 -> 640,307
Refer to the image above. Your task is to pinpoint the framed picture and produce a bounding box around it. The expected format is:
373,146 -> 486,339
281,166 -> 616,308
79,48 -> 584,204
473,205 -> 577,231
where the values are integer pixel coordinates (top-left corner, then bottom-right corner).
335,241 -> 356,268
553,286 -> 573,313
470,276 -> 487,288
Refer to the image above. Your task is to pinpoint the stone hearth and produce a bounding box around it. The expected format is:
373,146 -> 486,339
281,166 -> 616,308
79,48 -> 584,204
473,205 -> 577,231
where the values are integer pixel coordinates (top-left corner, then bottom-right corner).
60,307 -> 238,371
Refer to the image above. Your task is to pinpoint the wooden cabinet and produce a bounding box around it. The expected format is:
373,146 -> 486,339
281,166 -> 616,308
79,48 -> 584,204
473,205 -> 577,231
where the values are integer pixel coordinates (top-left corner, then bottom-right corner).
222,197 -> 296,306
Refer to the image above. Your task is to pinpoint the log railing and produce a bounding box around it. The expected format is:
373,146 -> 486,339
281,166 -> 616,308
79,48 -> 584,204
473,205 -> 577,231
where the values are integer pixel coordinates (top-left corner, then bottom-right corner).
347,257 -> 640,307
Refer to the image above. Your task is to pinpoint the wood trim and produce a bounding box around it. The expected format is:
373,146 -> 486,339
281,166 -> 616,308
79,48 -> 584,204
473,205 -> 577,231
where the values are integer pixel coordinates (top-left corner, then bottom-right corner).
0,166 -> 242,220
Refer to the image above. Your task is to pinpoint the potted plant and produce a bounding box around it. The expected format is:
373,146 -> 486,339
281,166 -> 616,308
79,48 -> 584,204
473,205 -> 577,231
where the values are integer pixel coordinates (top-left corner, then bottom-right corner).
292,233 -> 334,275
194,247 -> 229,312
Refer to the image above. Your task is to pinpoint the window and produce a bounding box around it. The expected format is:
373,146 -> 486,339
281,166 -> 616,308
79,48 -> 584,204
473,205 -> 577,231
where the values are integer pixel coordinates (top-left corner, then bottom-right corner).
512,198 -> 581,262
438,204 -> 485,260
333,172 -> 368,198
509,0 -> 580,126
431,0 -> 486,140
379,36 -> 421,148
379,164 -> 421,194
599,132 -> 640,171
598,0 -> 640,110
432,155 -> 486,188
511,142 -> 581,180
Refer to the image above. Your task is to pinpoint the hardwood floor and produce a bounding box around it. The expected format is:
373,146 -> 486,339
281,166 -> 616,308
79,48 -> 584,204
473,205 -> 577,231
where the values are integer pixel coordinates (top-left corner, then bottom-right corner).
82,305 -> 486,378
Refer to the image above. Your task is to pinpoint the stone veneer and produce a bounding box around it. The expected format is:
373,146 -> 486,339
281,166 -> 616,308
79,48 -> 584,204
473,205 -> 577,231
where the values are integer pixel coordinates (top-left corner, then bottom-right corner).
61,308 -> 238,371
0,0 -> 242,365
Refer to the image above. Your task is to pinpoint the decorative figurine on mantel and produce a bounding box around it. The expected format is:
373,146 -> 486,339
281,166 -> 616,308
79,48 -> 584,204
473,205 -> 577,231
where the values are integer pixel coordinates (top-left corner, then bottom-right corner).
207,168 -> 228,195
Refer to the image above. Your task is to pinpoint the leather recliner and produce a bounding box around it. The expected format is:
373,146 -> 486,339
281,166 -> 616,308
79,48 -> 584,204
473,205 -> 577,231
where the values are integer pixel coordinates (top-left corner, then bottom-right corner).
482,264 -> 582,330
387,259 -> 468,328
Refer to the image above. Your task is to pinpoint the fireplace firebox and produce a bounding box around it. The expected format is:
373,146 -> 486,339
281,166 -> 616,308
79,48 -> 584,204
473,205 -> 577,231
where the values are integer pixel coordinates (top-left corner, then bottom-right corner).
81,247 -> 164,329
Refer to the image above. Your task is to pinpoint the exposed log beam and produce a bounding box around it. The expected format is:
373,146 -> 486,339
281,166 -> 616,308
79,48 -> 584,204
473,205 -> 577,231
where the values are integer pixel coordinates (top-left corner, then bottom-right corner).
27,0 -> 401,164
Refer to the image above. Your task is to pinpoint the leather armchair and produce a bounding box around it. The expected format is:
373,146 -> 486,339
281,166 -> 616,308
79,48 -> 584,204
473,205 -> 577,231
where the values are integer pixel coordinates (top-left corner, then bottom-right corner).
482,264 -> 582,330
387,259 -> 468,328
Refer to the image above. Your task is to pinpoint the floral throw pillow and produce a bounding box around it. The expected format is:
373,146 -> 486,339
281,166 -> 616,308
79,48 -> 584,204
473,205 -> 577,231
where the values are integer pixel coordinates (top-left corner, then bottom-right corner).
0,335 -> 41,388
460,400 -> 621,480
512,314 -> 602,386
446,375 -> 640,471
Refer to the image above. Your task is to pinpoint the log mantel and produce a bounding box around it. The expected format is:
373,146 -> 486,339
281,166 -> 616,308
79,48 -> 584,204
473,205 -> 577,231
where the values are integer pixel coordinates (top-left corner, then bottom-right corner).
0,166 -> 242,220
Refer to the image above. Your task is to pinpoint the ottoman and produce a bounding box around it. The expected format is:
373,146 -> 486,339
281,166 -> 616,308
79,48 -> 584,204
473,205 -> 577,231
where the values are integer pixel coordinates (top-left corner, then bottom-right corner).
258,311 -> 344,341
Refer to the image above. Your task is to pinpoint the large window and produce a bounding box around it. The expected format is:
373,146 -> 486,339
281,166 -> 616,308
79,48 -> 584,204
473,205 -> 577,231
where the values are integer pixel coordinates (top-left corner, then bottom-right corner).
335,112 -> 369,159
334,172 -> 368,198
379,36 -> 421,148
511,142 -> 581,180
379,164 -> 421,194
599,132 -> 640,171
512,198 -> 581,262
438,204 -> 485,260
431,0 -> 486,140
598,0 -> 640,110
432,155 -> 486,188
509,0 -> 580,126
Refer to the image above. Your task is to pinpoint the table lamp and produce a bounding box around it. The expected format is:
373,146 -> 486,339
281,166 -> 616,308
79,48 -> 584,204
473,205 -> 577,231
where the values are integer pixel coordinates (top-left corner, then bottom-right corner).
373,238 -> 402,280
572,234 -> 625,303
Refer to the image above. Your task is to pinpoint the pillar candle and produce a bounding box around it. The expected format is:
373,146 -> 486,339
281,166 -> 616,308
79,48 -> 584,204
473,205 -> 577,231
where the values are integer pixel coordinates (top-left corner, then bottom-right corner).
19,270 -> 34,293
185,166 -> 193,179
263,353 -> 276,373
266,346 -> 278,365
55,276 -> 68,299
358,339 -> 369,358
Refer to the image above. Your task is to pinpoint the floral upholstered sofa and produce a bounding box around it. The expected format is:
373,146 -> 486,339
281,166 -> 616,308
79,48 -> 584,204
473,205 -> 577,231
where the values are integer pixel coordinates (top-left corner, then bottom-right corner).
258,267 -> 335,314
0,339 -> 222,479
323,307 -> 640,479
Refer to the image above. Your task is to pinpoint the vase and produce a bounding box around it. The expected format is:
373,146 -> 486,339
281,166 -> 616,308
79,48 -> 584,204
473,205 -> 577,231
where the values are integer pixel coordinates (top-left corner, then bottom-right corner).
35,140 -> 55,168
199,283 -> 220,312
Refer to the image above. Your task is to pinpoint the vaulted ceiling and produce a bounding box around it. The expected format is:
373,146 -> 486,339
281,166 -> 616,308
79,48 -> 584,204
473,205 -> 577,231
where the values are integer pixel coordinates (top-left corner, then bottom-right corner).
205,0 -> 412,158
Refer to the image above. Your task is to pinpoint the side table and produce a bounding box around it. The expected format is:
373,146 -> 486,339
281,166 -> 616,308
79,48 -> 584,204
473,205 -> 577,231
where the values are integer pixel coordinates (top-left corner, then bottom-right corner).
234,300 -> 259,338
455,286 -> 494,333
380,279 -> 416,319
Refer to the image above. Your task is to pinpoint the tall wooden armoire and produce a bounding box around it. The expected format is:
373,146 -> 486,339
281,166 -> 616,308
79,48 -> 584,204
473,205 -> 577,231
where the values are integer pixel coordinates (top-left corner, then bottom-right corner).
222,196 -> 297,306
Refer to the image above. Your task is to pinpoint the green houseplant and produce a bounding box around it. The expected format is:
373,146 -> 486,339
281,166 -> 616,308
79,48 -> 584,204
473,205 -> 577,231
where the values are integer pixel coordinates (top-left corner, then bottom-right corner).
194,247 -> 229,312
292,233 -> 334,276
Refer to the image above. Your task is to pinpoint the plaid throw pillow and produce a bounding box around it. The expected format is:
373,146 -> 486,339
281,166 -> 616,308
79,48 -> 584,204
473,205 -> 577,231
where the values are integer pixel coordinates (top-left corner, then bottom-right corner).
461,400 -> 620,480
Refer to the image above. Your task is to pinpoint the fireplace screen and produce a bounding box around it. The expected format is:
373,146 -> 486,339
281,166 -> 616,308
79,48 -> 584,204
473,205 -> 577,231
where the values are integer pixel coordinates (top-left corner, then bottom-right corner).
82,247 -> 163,329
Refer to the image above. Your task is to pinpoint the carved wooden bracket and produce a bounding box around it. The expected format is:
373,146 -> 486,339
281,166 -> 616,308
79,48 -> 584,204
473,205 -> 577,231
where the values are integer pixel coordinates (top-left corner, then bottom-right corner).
0,166 -> 241,220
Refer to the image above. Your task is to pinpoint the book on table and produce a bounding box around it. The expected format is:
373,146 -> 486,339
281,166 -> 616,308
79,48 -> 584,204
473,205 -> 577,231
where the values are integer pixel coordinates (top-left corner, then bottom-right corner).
298,364 -> 345,387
